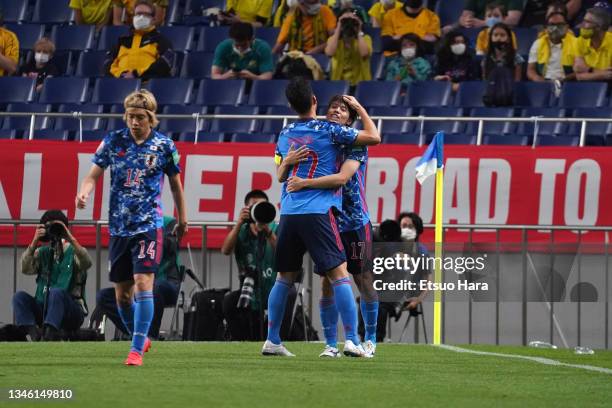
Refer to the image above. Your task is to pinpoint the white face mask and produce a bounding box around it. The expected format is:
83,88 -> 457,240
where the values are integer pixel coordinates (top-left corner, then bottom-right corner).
381,0 -> 395,6
401,228 -> 417,241
287,0 -> 299,7
401,47 -> 416,59
340,0 -> 353,7
133,14 -> 152,30
34,52 -> 50,64
232,45 -> 251,56
450,43 -> 466,55
303,2 -> 321,15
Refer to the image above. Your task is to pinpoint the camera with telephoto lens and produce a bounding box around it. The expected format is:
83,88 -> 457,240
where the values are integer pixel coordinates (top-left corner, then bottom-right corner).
246,201 -> 277,225
374,219 -> 402,243
340,16 -> 359,38
237,265 -> 258,309
44,222 -> 65,242
38,210 -> 69,243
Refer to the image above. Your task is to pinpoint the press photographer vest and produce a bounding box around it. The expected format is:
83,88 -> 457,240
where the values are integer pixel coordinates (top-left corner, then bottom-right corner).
34,246 -> 86,311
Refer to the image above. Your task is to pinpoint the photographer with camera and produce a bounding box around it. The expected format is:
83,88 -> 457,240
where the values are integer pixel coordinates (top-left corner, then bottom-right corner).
221,190 -> 296,340
12,210 -> 91,341
325,9 -> 372,86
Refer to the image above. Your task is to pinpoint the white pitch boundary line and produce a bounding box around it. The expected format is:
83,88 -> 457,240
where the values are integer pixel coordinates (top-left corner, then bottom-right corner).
436,344 -> 612,375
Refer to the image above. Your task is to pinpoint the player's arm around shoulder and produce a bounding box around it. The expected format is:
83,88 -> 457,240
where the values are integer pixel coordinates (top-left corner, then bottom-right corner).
342,95 -> 380,146
287,159 -> 360,192
275,143 -> 309,183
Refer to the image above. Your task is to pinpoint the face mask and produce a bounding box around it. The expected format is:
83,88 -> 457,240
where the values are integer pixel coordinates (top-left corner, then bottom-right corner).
486,16 -> 502,27
133,14 -> 152,30
233,45 -> 251,56
401,47 -> 416,59
381,0 -> 395,6
304,2 -> 321,15
405,0 -> 423,9
340,0 -> 353,7
580,27 -> 594,39
287,0 -> 299,7
491,40 -> 507,50
401,228 -> 417,241
546,25 -> 566,42
450,43 -> 466,55
34,52 -> 50,64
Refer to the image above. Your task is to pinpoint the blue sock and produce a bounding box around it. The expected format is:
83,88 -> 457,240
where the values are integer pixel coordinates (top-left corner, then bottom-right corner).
266,279 -> 291,345
131,291 -> 154,354
319,297 -> 338,348
117,302 -> 134,336
361,299 -> 379,343
332,277 -> 359,345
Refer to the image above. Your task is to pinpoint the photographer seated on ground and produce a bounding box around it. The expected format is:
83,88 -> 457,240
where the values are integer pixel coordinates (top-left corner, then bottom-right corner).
94,216 -> 180,339
221,189 -> 296,341
12,210 -> 91,341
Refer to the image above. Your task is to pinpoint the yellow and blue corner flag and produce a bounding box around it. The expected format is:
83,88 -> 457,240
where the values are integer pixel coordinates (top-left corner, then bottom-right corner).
415,131 -> 444,185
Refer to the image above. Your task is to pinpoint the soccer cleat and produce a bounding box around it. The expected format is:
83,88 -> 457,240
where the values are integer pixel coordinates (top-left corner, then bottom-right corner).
261,340 -> 295,357
124,351 -> 143,366
343,340 -> 368,358
144,337 -> 152,353
364,340 -> 376,357
319,345 -> 341,358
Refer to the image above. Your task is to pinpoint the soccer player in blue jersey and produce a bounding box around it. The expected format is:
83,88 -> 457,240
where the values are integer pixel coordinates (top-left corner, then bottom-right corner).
287,95 -> 379,358
76,89 -> 188,366
263,78 -> 380,357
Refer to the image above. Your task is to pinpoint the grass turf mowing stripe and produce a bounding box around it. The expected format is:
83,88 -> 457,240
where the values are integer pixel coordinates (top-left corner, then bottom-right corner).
437,344 -> 612,375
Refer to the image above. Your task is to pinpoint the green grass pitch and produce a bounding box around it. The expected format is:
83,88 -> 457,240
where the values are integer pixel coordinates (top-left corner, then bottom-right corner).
1,342 -> 611,407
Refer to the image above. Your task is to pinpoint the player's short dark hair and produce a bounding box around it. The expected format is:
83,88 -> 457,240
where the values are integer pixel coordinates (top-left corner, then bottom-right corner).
229,22 -> 254,42
397,212 -> 424,238
244,189 -> 269,205
285,77 -> 313,115
327,95 -> 357,126
40,209 -> 69,228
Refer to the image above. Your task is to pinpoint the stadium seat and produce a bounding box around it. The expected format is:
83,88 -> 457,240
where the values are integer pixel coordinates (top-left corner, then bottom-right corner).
78,129 -> 108,142
466,107 -> 515,135
158,26 -> 195,53
558,82 -> 608,108
195,79 -> 245,107
363,26 -> 381,53
568,108 -> 612,146
354,81 -> 401,107
231,133 -> 276,143
457,28 -> 480,49
536,135 -> 580,146
518,107 -> 566,136
180,52 -> 214,79
382,133 -> 421,144
418,107 -> 464,136
261,106 -> 294,134
75,51 -> 108,77
34,129 -> 69,141
255,27 -> 280,48
197,26 -> 230,52
4,23 -> 45,50
56,104 -> 105,132
454,81 -> 487,107
98,25 -> 130,50
38,77 -> 89,105
310,53 -> 330,73
513,81 -> 553,107
0,129 -> 17,139
0,77 -> 36,104
0,0 -> 27,23
247,80 -> 290,107
178,131 -> 225,143
91,78 -> 141,105
404,81 -> 452,108
513,27 -> 538,57
145,78 -> 194,106
51,25 -> 95,51
31,0 -> 73,24
370,52 -> 386,80
106,104 -> 127,130
443,134 -> 477,145
3,103 -> 52,137
369,107 -> 414,135
158,105 -> 206,136
165,0 -> 181,25
311,81 -> 350,108
185,0 -> 225,15
482,134 -> 529,146
435,0 -> 464,27
210,106 -> 259,134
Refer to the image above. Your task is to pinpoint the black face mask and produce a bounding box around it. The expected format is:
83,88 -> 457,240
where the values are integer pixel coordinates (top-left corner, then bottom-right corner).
405,0 -> 423,8
491,41 -> 508,50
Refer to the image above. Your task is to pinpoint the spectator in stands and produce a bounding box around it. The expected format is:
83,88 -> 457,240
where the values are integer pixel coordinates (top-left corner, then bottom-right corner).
368,0 -> 402,28
273,0 -> 337,55
520,0 -> 581,27
572,0 -> 610,28
397,212 -> 430,312
459,0 -> 523,29
475,2 -> 518,55
212,22 -> 274,80
325,10 -> 372,86
12,210 -> 90,341
0,9 -> 18,77
573,7 -> 612,81
385,33 -> 431,86
329,0 -> 369,25
70,0 -> 112,31
105,0 -> 174,80
18,37 -> 60,92
482,22 -> 523,81
527,11 -> 578,82
221,190 -> 296,341
381,0 -> 441,56
218,0 -> 275,28
272,0 -> 298,28
113,0 -> 167,27
434,31 -> 480,91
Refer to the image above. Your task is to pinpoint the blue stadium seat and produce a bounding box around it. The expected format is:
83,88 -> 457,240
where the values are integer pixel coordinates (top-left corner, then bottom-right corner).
180,52 -> 214,79
32,0 -> 73,24
91,78 -> 141,105
417,107 -> 465,136
369,107 -> 414,134
75,51 -> 108,77
404,81 -> 452,108
354,81 -> 401,107
231,133 -> 276,143
435,0 -> 464,27
0,129 -> 17,139
210,106 -> 259,134
513,81 -> 553,107
569,108 -> 612,146
247,80 -> 290,107
518,107 -> 566,136
311,80 -> 350,108
558,82 -> 608,108
261,106 -> 294,134
34,129 -> 69,141
98,25 -> 130,50
51,25 -> 95,51
370,52 -> 386,80
145,78 -> 194,106
0,0 -> 27,22
455,81 -> 487,107
255,27 -> 280,48
178,131 -> 225,143
197,26 -> 230,52
79,130 -> 109,142
5,23 -> 45,50
106,104 -> 127,130
165,0 -> 181,25
382,133 -> 421,144
444,134 -> 477,145
466,107 -> 515,135
457,28 -> 480,49
513,27 -> 538,57
158,105 -> 206,136
537,135 -> 580,146
56,104 -> 105,132
158,26 -> 195,53
0,77 -> 35,104
482,134 -> 529,146
185,0 -> 225,15
310,53 -> 330,73
3,103 -> 52,137
39,77 -> 89,105
196,79 -> 245,108
363,26 -> 381,53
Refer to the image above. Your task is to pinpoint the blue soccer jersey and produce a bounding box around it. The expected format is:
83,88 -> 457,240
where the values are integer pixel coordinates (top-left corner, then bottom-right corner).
93,129 -> 181,237
337,145 -> 370,233
274,119 -> 358,215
